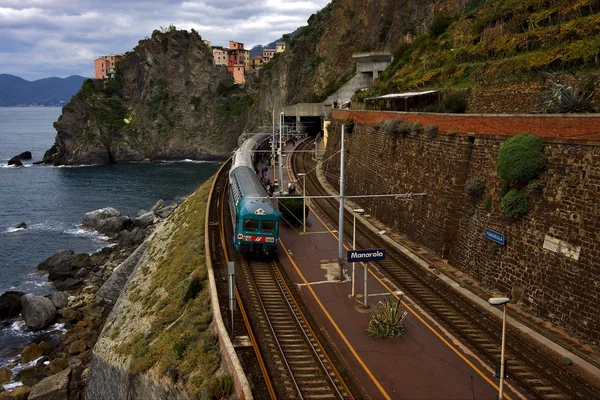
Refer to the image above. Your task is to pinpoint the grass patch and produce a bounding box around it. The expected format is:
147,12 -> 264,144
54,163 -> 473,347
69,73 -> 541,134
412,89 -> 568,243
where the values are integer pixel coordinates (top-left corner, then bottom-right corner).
116,177 -> 222,394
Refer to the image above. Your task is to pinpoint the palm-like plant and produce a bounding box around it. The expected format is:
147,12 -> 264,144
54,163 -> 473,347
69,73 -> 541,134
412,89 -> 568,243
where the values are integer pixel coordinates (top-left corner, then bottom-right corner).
366,296 -> 408,338
545,81 -> 592,113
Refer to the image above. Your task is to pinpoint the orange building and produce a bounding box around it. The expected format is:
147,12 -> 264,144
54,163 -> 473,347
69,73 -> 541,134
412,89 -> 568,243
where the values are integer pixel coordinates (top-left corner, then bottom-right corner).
94,54 -> 122,79
227,41 -> 246,84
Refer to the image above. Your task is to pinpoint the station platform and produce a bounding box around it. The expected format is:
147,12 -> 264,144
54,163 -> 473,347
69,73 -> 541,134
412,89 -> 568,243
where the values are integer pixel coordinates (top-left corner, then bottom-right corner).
256,139 -> 600,399
258,143 -> 525,399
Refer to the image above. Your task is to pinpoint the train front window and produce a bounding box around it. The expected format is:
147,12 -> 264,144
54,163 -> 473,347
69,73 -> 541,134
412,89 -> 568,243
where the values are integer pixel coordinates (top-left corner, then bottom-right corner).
243,219 -> 259,232
262,221 -> 275,233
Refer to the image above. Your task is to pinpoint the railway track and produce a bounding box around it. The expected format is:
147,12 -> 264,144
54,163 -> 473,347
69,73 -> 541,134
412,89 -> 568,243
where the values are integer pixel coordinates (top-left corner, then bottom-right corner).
292,139 -> 600,400
235,255 -> 352,400
208,156 -> 354,399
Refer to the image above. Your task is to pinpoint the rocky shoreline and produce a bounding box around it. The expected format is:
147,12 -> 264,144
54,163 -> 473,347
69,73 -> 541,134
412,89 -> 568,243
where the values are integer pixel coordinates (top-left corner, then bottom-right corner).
0,199 -> 180,400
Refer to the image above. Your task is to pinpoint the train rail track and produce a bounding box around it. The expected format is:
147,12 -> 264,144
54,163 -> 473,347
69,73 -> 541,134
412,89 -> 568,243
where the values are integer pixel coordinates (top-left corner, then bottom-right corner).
208,156 -> 354,399
292,139 -> 600,400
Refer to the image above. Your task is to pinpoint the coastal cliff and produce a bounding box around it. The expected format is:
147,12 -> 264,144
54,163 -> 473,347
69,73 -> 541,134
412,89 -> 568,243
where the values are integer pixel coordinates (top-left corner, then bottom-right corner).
43,29 -> 252,165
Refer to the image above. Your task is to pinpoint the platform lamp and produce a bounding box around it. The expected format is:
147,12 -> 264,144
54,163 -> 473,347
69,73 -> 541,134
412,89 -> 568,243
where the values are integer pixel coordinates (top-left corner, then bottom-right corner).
298,173 -> 307,234
488,297 -> 511,400
351,208 -> 364,297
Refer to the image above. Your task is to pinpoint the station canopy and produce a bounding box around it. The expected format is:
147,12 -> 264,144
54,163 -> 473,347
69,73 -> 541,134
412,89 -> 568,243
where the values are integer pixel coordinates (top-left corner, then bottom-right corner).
365,90 -> 439,102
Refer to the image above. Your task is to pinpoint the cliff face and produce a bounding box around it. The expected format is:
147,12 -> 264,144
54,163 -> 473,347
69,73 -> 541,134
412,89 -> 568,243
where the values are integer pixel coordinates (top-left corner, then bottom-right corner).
247,0 -> 467,129
44,29 -> 251,165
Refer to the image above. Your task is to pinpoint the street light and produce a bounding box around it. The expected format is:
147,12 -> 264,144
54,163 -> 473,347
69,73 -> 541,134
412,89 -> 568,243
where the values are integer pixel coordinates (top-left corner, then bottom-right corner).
488,297 -> 510,400
351,208 -> 364,297
298,173 -> 307,234
278,112 -> 284,195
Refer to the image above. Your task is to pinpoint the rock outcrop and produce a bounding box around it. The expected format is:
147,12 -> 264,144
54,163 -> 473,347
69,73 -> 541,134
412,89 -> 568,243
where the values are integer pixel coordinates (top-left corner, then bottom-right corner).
81,207 -> 131,237
43,29 -> 251,166
21,294 -> 56,330
0,291 -> 24,320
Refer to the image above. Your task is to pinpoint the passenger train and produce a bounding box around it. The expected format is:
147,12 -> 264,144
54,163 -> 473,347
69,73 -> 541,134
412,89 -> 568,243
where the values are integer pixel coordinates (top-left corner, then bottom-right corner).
228,133 -> 280,256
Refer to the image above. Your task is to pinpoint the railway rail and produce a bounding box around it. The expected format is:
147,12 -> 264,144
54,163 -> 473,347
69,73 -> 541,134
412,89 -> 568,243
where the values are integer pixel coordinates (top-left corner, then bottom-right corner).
208,156 -> 354,399
291,139 -> 600,400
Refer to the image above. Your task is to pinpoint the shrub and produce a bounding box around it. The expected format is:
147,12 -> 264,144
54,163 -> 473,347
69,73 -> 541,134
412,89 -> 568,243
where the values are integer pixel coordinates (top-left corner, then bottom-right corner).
465,0 -> 487,13
443,92 -> 467,113
278,197 -> 309,226
545,81 -> 592,113
424,124 -> 438,139
484,196 -> 492,212
344,118 -> 355,134
366,297 -> 407,338
502,190 -> 529,219
527,179 -> 544,194
182,273 -> 204,303
206,375 -> 234,400
467,179 -> 486,199
497,134 -> 547,184
429,15 -> 453,38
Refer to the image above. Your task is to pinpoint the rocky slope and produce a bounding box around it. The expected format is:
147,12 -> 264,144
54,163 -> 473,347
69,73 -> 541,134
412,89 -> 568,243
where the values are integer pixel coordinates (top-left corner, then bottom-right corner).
246,0 -> 468,129
43,29 -> 252,165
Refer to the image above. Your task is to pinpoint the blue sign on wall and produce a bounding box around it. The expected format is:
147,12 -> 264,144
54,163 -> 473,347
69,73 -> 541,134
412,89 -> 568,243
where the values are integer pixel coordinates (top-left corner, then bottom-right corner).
347,249 -> 386,263
484,228 -> 505,245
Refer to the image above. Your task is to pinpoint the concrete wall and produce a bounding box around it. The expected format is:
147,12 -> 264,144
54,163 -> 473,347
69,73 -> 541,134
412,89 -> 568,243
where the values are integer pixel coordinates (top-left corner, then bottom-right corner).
324,110 -> 600,343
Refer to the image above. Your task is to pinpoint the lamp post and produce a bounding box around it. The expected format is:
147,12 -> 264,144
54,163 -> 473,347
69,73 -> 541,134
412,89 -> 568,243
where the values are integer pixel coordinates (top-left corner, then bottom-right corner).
278,111 -> 284,195
488,297 -> 510,400
298,173 -> 307,234
351,208 -> 364,297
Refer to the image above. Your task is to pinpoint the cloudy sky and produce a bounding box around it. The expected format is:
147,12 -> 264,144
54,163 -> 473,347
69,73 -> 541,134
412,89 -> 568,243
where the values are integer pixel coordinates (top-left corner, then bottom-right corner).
0,0 -> 331,81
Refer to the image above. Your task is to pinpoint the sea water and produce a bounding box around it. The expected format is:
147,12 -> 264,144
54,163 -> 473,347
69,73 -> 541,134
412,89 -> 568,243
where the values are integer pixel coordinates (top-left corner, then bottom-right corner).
0,107 -> 220,360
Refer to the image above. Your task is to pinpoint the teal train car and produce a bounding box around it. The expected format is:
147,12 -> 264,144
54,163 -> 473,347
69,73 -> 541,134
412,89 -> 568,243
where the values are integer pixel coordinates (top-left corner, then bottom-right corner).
228,134 -> 279,256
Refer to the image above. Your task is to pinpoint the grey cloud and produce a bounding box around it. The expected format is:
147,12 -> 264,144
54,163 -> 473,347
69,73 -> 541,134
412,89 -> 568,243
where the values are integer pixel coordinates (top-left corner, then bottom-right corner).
0,0 -> 330,80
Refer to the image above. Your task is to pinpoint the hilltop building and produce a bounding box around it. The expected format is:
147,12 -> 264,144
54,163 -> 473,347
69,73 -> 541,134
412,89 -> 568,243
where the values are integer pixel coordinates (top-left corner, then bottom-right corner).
94,54 -> 123,79
262,48 -> 276,63
276,42 -> 286,53
212,47 -> 228,66
248,56 -> 264,72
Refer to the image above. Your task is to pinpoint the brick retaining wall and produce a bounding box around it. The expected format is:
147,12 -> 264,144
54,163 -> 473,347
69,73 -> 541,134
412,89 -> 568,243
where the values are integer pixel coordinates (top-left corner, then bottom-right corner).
326,110 -> 600,343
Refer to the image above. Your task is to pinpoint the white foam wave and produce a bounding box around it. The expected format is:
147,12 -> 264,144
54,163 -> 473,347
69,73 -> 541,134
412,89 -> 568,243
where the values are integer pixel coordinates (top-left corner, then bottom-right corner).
3,381 -> 23,390
64,227 -> 109,241
5,227 -> 25,233
0,164 -> 32,168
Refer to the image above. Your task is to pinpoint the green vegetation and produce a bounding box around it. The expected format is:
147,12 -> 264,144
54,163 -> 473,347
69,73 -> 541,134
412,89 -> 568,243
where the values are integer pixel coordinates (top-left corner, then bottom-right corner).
278,197 -> 309,226
467,179 -> 486,200
443,92 -> 468,113
217,94 -> 254,118
116,178 -> 221,396
497,134 -> 547,184
206,375 -> 234,400
80,77 -> 127,135
363,0 -> 600,102
501,189 -> 529,218
496,133 -> 546,218
366,297 -> 408,339
545,81 -> 593,113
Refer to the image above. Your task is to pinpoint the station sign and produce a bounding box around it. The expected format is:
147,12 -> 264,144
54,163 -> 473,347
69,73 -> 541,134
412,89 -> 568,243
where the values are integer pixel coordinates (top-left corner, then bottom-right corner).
347,249 -> 386,263
484,228 -> 505,245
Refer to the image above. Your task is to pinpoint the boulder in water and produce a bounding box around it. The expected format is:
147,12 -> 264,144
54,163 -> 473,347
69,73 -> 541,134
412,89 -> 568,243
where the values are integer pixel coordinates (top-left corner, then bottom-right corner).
52,278 -> 83,292
81,208 -> 131,237
8,156 -> 23,167
21,294 -> 56,330
133,211 -> 154,227
17,151 -> 32,160
21,343 -> 44,364
37,250 -> 74,272
15,222 -> 27,229
150,199 -> 165,212
0,291 -> 24,320
0,367 -> 11,385
47,253 -> 91,282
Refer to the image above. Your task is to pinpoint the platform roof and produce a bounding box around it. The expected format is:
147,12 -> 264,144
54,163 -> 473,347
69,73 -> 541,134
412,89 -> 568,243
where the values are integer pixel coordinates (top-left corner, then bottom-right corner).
365,90 -> 439,101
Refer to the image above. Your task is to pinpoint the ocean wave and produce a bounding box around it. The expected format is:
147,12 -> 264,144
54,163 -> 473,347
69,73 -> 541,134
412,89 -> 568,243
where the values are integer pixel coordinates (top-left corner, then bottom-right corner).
64,227 -> 110,241
3,381 -> 23,390
5,227 -> 26,233
0,164 -> 32,168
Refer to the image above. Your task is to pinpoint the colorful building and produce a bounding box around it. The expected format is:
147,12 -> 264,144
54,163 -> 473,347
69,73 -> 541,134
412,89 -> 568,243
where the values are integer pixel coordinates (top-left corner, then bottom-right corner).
276,42 -> 286,53
263,48 -> 276,63
94,54 -> 123,79
213,47 -> 228,66
227,41 -> 246,84
248,56 -> 264,72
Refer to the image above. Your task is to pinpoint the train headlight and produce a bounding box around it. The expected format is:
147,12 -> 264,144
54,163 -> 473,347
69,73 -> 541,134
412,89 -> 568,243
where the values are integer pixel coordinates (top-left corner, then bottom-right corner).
266,237 -> 275,243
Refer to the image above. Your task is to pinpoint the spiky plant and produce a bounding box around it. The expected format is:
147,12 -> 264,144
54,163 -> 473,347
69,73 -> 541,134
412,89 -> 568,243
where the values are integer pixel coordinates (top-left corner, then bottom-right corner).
366,296 -> 408,338
545,81 -> 592,113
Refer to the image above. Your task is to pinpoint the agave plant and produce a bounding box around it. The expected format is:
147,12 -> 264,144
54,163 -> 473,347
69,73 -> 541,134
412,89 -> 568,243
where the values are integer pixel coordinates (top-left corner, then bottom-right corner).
366,296 -> 408,338
545,81 -> 593,113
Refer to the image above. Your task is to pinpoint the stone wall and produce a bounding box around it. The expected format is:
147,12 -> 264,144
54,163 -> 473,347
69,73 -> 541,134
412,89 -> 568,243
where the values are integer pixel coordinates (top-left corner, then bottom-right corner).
326,110 -> 600,343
